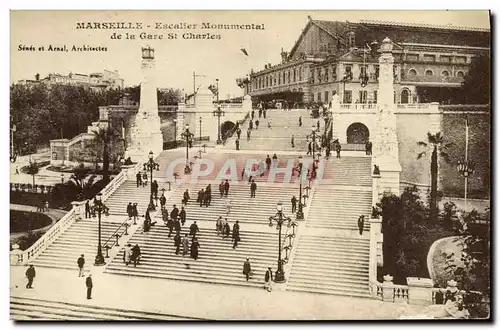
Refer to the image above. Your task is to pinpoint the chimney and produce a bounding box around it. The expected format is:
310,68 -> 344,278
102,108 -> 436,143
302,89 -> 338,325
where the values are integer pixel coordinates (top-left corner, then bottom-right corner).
268,63 -> 272,69
35,73 -> 40,81
280,48 -> 288,63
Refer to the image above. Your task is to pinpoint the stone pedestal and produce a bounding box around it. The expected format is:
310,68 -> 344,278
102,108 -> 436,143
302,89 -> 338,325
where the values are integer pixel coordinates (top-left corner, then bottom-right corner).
71,200 -> 87,221
382,275 -> 395,302
121,164 -> 138,180
193,86 -> 216,143
242,94 -> 252,113
407,277 -> 434,306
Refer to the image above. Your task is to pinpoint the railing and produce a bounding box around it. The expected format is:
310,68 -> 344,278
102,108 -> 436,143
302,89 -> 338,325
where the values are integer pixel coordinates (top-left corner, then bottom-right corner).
10,158 -> 144,266
10,208 -> 77,265
101,216 -> 133,253
101,171 -> 126,202
397,103 -> 431,109
339,103 -> 378,110
369,280 -> 383,300
67,132 -> 94,148
394,284 -> 410,302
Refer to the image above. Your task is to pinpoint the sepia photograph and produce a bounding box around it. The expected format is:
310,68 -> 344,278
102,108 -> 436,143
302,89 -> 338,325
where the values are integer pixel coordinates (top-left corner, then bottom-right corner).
8,9 -> 491,321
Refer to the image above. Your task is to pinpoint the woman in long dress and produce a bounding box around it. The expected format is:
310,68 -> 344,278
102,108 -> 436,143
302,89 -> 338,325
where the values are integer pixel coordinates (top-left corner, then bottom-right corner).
182,234 -> 190,256
190,238 -> 200,260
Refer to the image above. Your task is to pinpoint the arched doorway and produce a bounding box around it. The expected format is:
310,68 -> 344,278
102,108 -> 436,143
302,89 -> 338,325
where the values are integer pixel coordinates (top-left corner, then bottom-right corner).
401,89 -> 410,104
346,123 -> 370,144
221,121 -> 236,141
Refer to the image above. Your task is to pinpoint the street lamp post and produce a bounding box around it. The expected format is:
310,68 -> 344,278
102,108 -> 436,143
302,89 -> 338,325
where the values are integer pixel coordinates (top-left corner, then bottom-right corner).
216,78 -> 219,103
457,160 -> 475,212
296,156 -> 304,220
181,124 -> 194,174
268,201 -> 291,283
173,119 -> 178,148
93,193 -> 109,266
143,151 -> 160,211
199,116 -> 202,144
213,106 -> 225,144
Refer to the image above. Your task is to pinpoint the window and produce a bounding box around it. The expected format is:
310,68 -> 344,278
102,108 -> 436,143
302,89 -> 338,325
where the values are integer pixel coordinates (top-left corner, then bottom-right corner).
317,68 -> 322,83
455,56 -> 467,63
317,92 -> 322,102
274,76 -> 276,86
373,91 -> 378,103
441,70 -> 449,77
288,71 -> 291,84
409,69 -> 417,76
325,67 -> 329,82
359,90 -> 367,104
425,70 -> 434,76
360,65 -> 368,80
374,65 -> 380,80
456,71 -> 465,78
311,70 -> 315,84
344,90 -> 352,103
440,55 -> 451,63
293,69 -> 296,82
299,68 -> 302,81
278,73 -> 281,85
332,65 -> 337,80
407,54 -> 419,61
423,54 -> 436,62
325,91 -> 329,102
345,65 -> 353,79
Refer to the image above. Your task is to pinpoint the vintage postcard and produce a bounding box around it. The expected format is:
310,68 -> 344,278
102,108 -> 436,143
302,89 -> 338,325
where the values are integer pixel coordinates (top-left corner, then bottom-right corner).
9,10 -> 491,320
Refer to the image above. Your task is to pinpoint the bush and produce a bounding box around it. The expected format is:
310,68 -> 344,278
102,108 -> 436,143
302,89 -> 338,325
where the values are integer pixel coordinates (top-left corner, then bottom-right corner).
16,231 -> 45,250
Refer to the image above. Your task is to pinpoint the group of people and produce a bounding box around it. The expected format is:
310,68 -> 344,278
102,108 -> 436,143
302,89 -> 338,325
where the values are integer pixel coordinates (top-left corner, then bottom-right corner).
242,258 -> 274,292
215,217 -> 241,249
123,244 -> 143,267
135,171 -> 148,188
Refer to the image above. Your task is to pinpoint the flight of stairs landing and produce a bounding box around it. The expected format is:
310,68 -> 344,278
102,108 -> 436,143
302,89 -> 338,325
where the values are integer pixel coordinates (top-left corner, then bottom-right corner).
321,157 -> 372,186
235,110 -> 324,152
306,186 -> 372,231
105,224 -> 285,288
161,182 -> 298,225
287,235 -> 370,298
10,296 -> 200,320
33,219 -> 129,270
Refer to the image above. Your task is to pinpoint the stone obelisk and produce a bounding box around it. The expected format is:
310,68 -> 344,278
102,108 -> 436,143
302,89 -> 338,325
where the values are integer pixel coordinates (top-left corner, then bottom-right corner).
373,37 -> 402,195
127,46 -> 163,160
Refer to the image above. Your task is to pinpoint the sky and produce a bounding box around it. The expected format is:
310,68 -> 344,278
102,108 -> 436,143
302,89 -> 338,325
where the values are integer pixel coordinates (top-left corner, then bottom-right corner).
10,10 -> 490,98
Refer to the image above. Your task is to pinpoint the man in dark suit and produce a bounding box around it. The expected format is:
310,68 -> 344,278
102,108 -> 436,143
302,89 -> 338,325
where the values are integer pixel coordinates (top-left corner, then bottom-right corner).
358,215 -> 365,235
86,274 -> 93,299
224,180 -> 230,197
291,196 -> 297,213
250,180 -> 257,198
77,254 -> 85,277
85,200 -> 91,218
25,265 -> 36,289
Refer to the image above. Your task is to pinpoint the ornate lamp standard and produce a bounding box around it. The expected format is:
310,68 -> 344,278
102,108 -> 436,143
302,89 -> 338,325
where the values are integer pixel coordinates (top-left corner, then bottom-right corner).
181,124 -> 194,174
144,151 -> 160,210
296,156 -> 304,220
213,106 -> 225,144
457,160 -> 475,212
173,119 -> 178,148
199,116 -> 203,143
92,193 -> 109,266
268,201 -> 291,283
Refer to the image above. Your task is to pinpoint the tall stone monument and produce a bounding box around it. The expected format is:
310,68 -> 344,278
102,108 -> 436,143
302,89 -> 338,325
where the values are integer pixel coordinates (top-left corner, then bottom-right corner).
126,46 -> 163,160
373,37 -> 402,194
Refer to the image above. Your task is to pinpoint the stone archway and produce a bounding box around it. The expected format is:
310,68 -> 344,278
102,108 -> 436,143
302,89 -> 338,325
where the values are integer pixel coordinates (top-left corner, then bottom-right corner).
346,122 -> 370,144
401,89 -> 410,104
221,121 -> 237,141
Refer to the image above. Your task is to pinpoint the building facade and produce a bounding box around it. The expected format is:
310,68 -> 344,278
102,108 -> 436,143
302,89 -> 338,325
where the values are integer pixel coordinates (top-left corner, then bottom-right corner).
18,69 -> 124,90
245,17 -> 490,105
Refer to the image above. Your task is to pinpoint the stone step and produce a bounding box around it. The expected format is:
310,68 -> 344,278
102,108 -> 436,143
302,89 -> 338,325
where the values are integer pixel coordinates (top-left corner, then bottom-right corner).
10,296 -> 191,320
286,283 -> 370,299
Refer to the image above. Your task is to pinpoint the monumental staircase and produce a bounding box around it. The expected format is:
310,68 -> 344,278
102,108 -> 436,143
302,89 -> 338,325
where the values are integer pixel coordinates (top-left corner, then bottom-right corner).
287,154 -> 373,298
237,109 -> 323,152
105,224 -> 286,288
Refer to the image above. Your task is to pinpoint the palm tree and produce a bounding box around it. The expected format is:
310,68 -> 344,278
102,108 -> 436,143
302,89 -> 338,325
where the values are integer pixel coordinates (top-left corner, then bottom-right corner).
25,161 -> 40,187
93,127 -> 117,184
417,132 -> 452,222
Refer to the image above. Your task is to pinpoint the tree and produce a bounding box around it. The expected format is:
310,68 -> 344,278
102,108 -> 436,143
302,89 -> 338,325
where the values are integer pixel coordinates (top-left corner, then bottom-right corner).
460,53 -> 490,105
25,161 -> 40,187
158,88 -> 182,105
417,132 -> 452,222
93,127 -> 119,184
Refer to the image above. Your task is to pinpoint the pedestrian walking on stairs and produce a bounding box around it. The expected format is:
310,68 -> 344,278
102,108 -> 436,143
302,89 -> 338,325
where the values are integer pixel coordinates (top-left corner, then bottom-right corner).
232,220 -> 241,249
182,234 -> 190,256
25,265 -> 35,289
250,180 -> 257,198
77,254 -> 85,277
291,135 -> 295,148
358,215 -> 365,235
243,258 -> 252,281
335,144 -> 342,159
174,232 -> 181,255
264,267 -> 273,292
291,196 -> 297,213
